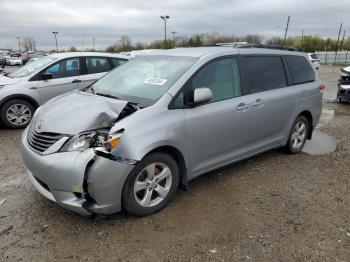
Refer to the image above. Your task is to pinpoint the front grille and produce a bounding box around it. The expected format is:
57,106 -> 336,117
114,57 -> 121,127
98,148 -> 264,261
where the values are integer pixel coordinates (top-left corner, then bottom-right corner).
27,129 -> 64,153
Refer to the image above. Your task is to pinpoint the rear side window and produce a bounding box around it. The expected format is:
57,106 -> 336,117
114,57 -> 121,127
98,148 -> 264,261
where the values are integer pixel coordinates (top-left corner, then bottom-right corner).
244,56 -> 286,94
86,57 -> 111,74
285,55 -> 315,84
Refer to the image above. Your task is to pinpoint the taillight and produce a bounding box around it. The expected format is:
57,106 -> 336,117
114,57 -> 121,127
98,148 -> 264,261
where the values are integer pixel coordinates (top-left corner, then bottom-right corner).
319,84 -> 326,92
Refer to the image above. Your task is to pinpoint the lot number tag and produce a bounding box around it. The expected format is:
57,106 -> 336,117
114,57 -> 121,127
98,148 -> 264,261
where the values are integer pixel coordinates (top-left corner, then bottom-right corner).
144,78 -> 167,86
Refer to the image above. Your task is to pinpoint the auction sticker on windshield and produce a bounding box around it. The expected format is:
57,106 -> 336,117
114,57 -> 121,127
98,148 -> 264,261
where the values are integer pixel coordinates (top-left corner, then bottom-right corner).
144,78 -> 167,86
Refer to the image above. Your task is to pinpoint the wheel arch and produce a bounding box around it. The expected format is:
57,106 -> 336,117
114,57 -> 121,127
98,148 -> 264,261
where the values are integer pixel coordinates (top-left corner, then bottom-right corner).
145,145 -> 188,190
0,94 -> 40,109
298,110 -> 313,139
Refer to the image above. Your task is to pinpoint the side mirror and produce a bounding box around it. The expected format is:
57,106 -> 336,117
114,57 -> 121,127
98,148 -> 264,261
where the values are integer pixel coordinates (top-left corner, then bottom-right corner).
193,87 -> 213,105
42,72 -> 53,80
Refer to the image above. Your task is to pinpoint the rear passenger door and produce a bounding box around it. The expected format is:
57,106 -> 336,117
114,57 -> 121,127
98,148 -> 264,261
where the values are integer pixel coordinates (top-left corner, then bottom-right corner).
77,57 -> 112,89
241,55 -> 299,152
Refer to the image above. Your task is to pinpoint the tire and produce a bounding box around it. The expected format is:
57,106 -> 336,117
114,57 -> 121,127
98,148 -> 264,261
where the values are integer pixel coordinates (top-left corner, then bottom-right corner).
284,115 -> 309,154
0,99 -> 34,129
122,152 -> 179,216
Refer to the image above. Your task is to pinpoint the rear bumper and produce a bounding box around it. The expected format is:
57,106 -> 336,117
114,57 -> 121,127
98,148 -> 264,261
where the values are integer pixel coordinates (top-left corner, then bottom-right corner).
21,127 -> 135,216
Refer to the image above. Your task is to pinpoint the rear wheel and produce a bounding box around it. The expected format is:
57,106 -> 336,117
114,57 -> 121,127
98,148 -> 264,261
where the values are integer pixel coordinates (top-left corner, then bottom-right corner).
122,152 -> 179,216
284,115 -> 309,154
0,99 -> 34,128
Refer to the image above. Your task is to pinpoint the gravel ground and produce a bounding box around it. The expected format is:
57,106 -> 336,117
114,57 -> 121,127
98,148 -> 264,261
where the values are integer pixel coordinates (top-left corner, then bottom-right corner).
0,65 -> 349,261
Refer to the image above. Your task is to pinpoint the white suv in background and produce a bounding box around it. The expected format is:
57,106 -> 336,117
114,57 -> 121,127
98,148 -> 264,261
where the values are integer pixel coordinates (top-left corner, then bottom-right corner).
308,53 -> 320,69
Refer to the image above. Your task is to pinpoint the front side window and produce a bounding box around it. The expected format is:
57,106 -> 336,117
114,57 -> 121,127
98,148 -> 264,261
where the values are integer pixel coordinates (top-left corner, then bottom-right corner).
44,58 -> 80,79
86,57 -> 111,74
191,57 -> 241,102
8,56 -> 56,78
92,55 -> 197,106
244,56 -> 287,94
285,55 -> 315,84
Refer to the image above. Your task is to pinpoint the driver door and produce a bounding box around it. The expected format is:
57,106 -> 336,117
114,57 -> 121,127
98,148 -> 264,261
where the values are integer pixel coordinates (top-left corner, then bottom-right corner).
182,57 -> 250,176
37,57 -> 82,103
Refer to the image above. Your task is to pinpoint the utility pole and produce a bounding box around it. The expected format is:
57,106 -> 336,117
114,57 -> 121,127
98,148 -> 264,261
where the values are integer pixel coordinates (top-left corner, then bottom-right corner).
16,36 -> 21,52
92,37 -> 95,50
334,23 -> 343,65
301,28 -> 304,52
160,15 -> 170,49
340,30 -> 346,51
171,31 -> 177,48
52,32 -> 59,52
283,16 -> 290,45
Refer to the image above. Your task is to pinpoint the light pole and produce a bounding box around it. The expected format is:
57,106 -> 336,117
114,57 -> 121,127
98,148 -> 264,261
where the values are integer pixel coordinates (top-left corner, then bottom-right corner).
92,37 -> 95,50
16,36 -> 21,52
160,15 -> 170,49
52,32 -> 58,52
171,31 -> 177,48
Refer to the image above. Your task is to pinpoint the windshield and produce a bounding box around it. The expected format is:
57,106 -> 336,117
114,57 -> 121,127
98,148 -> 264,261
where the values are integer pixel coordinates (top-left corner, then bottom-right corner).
310,54 -> 318,60
92,55 -> 197,106
8,56 -> 56,78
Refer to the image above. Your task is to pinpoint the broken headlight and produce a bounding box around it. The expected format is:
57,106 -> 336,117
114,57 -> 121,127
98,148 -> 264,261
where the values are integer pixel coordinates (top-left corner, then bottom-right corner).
60,130 -> 109,152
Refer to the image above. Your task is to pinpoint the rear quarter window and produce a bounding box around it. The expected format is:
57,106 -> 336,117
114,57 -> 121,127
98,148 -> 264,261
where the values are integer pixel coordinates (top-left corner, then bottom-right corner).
244,56 -> 287,94
285,55 -> 315,85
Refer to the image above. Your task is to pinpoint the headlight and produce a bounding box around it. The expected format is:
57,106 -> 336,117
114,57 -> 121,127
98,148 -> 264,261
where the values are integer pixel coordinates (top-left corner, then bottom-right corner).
59,129 -> 123,152
60,134 -> 93,152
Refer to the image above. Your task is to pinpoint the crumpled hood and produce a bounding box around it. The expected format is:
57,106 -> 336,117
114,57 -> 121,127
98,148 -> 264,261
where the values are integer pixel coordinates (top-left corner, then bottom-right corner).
0,75 -> 22,85
35,91 -> 129,135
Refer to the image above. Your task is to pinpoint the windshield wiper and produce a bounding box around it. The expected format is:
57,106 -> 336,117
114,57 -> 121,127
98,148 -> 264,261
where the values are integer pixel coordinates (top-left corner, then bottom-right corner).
95,92 -> 121,100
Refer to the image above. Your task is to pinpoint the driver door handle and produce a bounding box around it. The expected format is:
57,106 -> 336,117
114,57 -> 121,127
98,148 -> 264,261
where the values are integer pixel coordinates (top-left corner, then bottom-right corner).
72,79 -> 82,83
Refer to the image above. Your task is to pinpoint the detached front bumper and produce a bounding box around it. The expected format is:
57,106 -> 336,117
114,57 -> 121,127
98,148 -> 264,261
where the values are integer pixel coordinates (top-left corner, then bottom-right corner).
21,128 -> 135,216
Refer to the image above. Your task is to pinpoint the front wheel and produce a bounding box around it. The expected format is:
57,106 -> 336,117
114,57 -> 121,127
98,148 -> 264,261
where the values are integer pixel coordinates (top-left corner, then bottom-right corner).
122,152 -> 179,216
284,115 -> 309,154
0,99 -> 34,128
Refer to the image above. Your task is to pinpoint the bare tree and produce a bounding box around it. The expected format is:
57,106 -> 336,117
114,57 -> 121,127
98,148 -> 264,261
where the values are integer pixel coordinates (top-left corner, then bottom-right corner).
119,35 -> 132,51
21,37 -> 36,52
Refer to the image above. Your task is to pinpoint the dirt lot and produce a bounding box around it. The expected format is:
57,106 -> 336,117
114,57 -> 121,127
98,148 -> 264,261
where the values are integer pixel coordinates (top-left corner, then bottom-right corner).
0,65 -> 349,261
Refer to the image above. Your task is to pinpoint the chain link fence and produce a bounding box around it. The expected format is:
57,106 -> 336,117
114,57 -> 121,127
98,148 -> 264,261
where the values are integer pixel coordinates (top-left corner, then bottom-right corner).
316,51 -> 350,65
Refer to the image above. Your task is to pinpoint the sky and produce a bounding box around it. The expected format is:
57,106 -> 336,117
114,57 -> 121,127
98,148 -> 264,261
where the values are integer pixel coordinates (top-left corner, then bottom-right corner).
0,0 -> 348,50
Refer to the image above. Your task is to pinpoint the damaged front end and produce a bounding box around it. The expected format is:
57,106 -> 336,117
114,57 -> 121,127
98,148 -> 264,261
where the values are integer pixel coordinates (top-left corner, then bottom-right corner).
338,66 -> 350,102
21,92 -> 140,216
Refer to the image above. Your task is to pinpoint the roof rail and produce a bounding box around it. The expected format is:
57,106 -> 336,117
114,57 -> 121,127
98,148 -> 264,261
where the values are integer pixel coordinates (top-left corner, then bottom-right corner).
215,42 -> 297,51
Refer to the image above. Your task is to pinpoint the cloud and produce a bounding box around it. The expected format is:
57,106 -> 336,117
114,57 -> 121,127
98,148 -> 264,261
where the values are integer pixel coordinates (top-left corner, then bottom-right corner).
0,0 -> 348,49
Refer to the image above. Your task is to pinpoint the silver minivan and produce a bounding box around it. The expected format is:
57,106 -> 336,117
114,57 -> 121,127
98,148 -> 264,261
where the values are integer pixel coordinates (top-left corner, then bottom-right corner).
0,52 -> 129,128
21,47 -> 323,217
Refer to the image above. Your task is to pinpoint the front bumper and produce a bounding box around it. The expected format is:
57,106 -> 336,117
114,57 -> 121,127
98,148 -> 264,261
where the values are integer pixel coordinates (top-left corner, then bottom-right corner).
21,128 -> 135,216
337,84 -> 350,101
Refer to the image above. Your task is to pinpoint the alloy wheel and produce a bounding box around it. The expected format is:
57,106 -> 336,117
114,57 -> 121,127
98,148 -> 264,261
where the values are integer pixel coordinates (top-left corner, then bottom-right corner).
6,104 -> 32,127
133,162 -> 172,208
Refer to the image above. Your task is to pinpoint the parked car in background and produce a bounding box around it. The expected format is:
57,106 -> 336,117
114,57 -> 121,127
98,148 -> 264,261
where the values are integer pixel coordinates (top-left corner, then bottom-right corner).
7,53 -> 23,66
0,52 -> 129,128
337,65 -> 350,103
308,53 -> 320,69
20,47 -> 323,217
0,56 -> 6,67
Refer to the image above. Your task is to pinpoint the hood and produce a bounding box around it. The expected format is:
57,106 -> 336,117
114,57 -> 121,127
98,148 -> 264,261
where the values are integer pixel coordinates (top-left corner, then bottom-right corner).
341,66 -> 350,75
0,75 -> 22,85
35,91 -> 130,135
